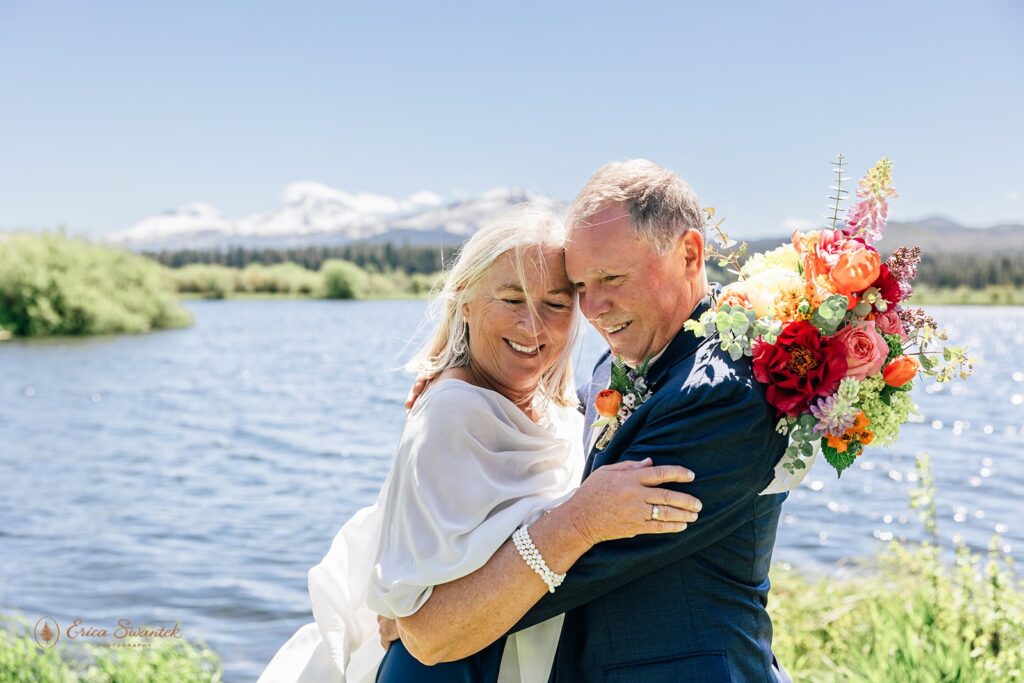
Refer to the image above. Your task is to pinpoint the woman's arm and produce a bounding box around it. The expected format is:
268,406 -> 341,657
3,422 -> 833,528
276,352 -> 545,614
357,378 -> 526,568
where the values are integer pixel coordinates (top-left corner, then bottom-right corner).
393,459 -> 701,664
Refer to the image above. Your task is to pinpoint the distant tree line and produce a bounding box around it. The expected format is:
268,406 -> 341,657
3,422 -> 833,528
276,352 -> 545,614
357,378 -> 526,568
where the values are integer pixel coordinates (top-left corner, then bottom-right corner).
916,252 -> 1024,288
144,243 -> 1024,289
145,243 -> 451,275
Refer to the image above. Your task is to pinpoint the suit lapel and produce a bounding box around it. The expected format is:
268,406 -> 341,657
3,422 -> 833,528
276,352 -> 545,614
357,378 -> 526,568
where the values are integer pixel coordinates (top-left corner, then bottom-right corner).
582,296 -> 714,476
582,356 -> 612,477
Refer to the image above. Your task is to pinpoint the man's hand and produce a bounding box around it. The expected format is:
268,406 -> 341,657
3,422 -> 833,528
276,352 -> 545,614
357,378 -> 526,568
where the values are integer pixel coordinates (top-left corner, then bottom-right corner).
377,615 -> 399,649
404,374 -> 434,409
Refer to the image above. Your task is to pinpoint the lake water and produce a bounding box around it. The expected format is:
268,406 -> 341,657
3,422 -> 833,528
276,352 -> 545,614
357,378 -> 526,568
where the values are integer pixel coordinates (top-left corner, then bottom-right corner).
1,300 -> 1021,681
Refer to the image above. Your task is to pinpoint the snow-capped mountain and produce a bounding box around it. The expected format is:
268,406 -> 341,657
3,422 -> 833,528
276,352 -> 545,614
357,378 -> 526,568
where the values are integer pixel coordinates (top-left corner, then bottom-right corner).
108,183 -> 554,251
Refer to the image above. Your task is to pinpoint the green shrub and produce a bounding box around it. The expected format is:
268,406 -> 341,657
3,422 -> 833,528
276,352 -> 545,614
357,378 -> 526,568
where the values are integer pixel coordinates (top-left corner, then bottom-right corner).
239,263 -> 322,296
320,259 -> 368,299
0,233 -> 191,337
169,264 -> 238,299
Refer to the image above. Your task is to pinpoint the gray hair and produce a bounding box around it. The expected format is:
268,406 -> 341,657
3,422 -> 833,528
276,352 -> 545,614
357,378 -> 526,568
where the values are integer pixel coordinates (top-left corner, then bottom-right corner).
406,203 -> 581,408
567,159 -> 704,255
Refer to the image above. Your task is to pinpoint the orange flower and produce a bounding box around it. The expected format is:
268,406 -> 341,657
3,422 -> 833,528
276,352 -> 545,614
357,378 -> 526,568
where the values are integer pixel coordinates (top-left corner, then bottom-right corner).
801,229 -> 882,298
594,389 -> 622,418
883,355 -> 919,387
845,412 -> 871,436
831,246 -> 881,296
859,431 -> 875,447
826,433 -> 849,453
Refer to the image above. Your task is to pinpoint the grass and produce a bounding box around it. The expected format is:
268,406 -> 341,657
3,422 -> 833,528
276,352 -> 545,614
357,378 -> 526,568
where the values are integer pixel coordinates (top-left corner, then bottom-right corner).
769,453 -> 1024,681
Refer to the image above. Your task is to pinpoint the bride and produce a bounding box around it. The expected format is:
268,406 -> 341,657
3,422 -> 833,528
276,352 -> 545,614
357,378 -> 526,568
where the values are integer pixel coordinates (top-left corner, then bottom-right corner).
259,205 -> 702,682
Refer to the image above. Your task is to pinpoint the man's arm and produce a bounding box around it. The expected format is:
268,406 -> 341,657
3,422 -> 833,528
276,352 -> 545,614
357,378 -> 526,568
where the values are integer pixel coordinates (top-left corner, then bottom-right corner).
510,377 -> 785,632
392,461 -> 700,664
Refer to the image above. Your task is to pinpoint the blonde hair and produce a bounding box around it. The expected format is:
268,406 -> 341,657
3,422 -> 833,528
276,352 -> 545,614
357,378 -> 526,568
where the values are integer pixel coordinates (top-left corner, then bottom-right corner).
568,159 -> 704,255
407,204 -> 581,408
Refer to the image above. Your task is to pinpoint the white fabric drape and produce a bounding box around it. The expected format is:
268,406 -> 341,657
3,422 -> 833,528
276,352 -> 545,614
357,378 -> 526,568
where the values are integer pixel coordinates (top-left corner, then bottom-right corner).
259,379 -> 584,682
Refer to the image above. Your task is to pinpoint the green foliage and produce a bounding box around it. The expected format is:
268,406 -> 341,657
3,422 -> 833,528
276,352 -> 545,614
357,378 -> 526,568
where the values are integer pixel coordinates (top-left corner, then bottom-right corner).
770,454 -> 1024,681
810,294 -> 848,335
821,440 -> 857,476
0,622 -> 76,682
882,332 -> 904,362
0,233 -> 191,338
609,355 -> 630,393
685,304 -> 782,360
320,259 -> 369,299
779,414 -> 819,474
0,614 -> 222,682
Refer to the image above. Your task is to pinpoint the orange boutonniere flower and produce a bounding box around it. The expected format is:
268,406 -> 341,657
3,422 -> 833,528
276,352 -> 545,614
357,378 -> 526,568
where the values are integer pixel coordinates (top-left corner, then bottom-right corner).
594,389 -> 622,418
591,356 -> 652,451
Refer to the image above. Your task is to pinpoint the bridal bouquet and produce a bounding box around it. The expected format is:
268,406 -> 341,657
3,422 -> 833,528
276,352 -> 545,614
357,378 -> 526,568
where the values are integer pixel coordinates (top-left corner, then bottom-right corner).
685,157 -> 973,481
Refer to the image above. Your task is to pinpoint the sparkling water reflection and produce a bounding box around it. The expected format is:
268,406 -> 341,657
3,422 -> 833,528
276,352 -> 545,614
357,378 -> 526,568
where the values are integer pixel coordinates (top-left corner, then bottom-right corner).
1,301 -> 1020,680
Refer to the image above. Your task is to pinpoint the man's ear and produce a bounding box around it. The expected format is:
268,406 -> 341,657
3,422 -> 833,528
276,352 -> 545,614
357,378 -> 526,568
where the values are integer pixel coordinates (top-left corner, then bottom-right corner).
679,229 -> 704,273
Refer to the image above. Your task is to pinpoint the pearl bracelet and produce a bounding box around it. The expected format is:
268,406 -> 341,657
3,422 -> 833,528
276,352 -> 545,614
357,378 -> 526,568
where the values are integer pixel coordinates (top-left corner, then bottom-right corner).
512,525 -> 565,593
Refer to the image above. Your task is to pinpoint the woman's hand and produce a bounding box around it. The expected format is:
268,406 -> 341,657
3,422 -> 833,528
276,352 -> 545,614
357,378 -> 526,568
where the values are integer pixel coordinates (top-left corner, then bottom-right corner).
563,458 -> 702,547
377,615 -> 399,649
404,373 -> 435,409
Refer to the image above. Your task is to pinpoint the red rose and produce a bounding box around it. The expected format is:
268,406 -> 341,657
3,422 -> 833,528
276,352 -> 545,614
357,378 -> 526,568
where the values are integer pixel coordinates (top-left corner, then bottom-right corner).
871,264 -> 902,306
752,320 -> 849,417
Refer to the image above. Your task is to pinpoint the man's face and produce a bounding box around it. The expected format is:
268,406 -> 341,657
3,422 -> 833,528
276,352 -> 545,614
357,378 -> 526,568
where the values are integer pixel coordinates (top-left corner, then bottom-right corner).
564,203 -> 703,365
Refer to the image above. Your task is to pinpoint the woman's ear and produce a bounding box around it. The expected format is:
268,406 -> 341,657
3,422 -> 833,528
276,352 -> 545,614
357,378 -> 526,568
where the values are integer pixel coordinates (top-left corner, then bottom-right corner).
461,302 -> 470,322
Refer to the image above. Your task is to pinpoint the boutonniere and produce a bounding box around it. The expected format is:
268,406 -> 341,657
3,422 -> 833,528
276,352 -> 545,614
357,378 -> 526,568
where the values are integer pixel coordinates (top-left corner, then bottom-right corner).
591,355 -> 653,450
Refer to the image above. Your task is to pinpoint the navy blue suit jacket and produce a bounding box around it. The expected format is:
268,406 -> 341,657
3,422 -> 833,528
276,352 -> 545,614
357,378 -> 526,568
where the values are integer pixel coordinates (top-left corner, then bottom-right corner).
510,296 -> 789,682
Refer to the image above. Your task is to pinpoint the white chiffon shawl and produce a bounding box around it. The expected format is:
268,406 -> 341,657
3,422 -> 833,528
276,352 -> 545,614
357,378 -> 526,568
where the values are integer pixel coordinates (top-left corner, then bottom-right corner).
259,380 -> 584,682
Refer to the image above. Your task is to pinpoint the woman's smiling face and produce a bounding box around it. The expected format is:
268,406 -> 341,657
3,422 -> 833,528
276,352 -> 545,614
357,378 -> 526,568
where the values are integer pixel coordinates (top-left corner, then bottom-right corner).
462,245 -> 575,402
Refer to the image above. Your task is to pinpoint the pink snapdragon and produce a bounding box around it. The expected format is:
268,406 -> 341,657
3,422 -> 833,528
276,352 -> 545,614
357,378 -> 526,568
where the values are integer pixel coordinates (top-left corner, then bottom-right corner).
845,157 -> 897,246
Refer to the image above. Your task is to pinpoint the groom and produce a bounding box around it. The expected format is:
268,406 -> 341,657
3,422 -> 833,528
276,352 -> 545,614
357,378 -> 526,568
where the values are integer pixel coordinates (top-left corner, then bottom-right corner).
508,159 -> 791,681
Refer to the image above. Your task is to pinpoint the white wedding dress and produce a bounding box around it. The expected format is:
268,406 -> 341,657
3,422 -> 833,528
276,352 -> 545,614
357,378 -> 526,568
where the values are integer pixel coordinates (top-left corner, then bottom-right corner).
259,379 -> 584,682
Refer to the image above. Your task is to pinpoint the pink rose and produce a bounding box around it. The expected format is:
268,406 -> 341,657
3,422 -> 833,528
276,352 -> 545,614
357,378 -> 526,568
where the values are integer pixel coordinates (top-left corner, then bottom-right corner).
874,308 -> 908,341
834,320 -> 889,380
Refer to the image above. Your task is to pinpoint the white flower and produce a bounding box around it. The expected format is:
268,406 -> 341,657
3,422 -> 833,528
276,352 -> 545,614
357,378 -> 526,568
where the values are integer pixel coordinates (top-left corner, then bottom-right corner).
743,268 -> 806,318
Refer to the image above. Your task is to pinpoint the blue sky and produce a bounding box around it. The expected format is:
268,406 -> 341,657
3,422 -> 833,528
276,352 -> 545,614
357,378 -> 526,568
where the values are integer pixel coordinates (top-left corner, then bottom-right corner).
1,0 -> 1022,238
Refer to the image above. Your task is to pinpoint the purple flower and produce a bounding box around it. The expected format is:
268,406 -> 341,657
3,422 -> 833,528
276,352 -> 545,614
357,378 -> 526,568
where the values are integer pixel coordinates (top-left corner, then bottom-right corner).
809,395 -> 858,436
